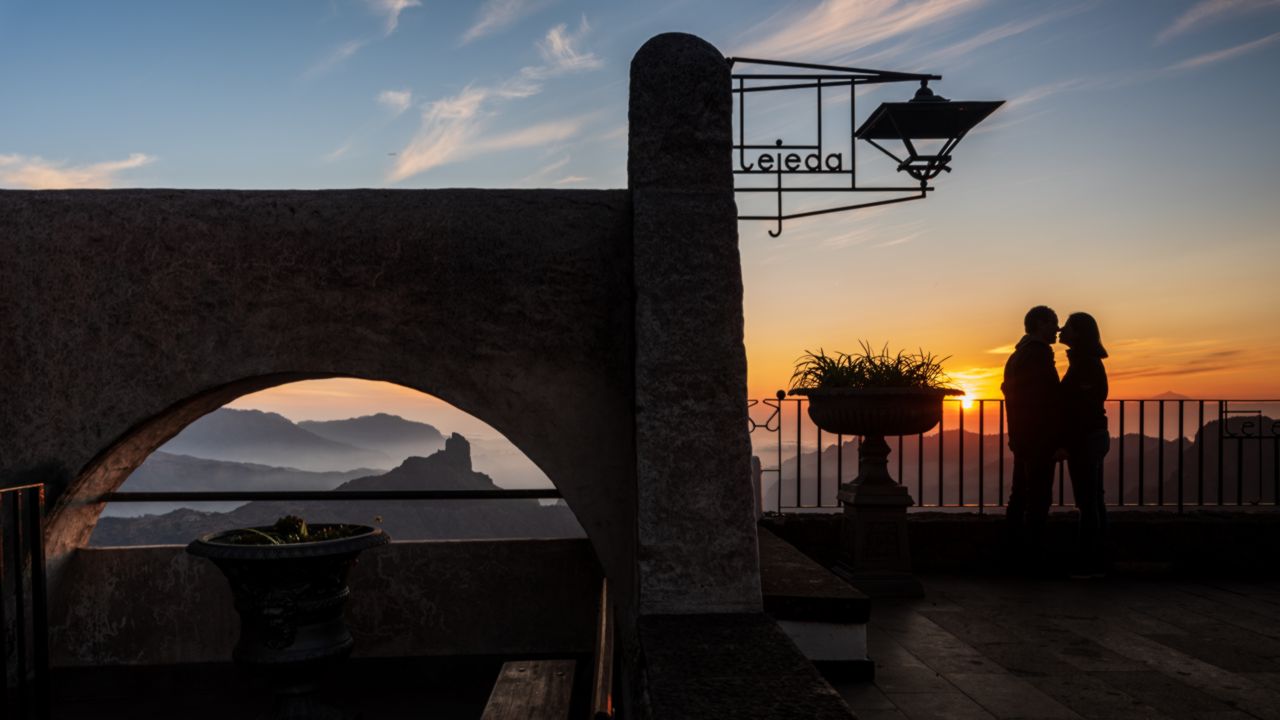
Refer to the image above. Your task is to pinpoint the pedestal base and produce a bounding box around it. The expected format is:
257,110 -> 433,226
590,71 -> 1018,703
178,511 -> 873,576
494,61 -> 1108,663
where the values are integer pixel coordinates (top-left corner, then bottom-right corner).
837,435 -> 923,598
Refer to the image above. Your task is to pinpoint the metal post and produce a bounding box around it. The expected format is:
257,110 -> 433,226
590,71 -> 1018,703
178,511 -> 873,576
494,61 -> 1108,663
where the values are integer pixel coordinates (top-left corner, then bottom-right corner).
917,433 -> 924,506
816,426 -> 823,508
1198,401 -> 1205,506
1158,400 -> 1165,507
1178,402 -> 1185,513
1138,400 -> 1146,506
958,404 -> 965,508
1118,401 -> 1126,507
937,410 -> 944,507
998,401 -> 1005,506
1218,401 -> 1225,506
978,401 -> 986,514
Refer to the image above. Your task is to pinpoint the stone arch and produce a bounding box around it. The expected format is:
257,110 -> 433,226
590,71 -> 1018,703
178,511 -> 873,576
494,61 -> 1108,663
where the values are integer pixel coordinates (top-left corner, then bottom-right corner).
1,32 -> 762,620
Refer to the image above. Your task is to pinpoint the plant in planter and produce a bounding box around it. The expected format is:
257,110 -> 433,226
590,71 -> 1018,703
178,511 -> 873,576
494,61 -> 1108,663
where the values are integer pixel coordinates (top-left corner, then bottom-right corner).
187,515 -> 389,720
788,342 -> 961,597
788,342 -> 962,438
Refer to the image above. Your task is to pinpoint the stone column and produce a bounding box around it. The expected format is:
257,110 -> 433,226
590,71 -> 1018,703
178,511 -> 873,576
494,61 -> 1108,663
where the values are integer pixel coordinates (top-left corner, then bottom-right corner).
629,33 -> 762,615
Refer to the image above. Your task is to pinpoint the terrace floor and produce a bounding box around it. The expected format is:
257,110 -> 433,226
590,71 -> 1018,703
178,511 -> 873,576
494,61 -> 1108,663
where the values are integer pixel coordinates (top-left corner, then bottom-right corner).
834,575 -> 1280,720
47,574 -> 1280,719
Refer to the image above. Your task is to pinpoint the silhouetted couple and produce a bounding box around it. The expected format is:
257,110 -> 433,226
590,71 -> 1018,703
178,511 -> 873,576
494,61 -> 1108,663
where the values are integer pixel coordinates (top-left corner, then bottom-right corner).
1001,306 -> 1110,578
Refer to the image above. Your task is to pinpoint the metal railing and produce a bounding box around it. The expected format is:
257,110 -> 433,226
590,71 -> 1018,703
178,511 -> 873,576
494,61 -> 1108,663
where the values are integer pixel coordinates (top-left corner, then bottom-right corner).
1,483 -> 50,720
750,395 -> 1280,513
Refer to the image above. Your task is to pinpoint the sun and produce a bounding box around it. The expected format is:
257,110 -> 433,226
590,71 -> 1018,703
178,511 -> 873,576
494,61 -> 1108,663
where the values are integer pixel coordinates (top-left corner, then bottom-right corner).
959,394 -> 974,410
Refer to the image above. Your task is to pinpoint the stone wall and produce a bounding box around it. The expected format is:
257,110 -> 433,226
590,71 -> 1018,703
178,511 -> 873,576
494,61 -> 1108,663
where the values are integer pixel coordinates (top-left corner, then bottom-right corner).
50,539 -> 600,666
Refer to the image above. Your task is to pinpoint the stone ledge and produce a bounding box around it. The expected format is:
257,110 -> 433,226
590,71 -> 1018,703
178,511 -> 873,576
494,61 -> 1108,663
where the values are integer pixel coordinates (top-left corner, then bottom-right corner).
758,526 -> 869,624
637,613 -> 855,719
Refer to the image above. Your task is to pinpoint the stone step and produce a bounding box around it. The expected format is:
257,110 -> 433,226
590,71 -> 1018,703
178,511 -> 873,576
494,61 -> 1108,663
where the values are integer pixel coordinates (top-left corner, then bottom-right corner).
758,527 -> 872,680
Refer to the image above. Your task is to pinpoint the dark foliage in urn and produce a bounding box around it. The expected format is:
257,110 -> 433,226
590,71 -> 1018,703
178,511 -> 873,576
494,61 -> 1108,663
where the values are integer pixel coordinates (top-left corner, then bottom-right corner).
788,341 -> 961,395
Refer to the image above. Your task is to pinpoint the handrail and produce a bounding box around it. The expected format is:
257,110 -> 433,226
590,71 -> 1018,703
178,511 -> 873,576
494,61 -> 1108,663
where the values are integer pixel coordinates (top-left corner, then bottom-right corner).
749,396 -> 1280,513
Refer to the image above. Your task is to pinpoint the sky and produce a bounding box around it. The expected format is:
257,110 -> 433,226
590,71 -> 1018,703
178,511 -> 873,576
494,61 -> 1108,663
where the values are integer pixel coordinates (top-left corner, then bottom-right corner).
4,0 -> 1279,419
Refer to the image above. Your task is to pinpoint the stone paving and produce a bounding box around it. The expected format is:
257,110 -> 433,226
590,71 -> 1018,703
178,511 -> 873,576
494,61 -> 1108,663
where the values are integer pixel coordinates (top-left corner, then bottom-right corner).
831,575 -> 1280,720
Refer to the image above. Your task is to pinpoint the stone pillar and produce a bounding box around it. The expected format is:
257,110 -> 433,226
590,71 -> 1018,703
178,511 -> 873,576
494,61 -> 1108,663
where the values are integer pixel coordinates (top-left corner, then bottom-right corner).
629,33 -> 761,615
836,435 -> 923,597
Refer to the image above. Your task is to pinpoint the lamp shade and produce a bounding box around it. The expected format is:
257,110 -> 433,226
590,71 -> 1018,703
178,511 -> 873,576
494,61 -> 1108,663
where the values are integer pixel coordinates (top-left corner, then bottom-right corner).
855,98 -> 1003,140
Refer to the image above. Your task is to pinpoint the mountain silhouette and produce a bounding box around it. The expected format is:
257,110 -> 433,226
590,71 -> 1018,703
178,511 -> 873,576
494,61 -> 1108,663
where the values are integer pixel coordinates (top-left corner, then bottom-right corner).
299,413 -> 445,460
92,433 -> 582,545
161,408 -> 392,471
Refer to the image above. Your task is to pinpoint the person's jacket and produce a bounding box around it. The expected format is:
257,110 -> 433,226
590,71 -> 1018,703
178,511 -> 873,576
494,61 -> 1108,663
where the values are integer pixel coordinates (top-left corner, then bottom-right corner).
1060,347 -> 1108,445
1001,335 -> 1061,456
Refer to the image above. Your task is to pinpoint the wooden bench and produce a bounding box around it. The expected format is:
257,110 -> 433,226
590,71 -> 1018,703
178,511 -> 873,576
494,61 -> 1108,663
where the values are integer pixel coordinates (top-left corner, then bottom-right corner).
481,577 -> 615,719
480,659 -> 575,720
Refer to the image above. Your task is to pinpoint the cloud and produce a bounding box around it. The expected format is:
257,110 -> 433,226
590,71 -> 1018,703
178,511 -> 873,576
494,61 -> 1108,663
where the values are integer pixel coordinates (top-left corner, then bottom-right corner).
462,0 -> 545,44
370,0 -> 421,36
1166,30 -> 1280,71
378,89 -> 412,115
305,1 -> 420,77
517,155 -> 571,184
388,19 -> 602,183
322,143 -> 352,163
306,38 -> 369,78
0,152 -> 154,189
533,17 -> 602,74
918,5 -> 1086,68
1156,0 -> 1280,44
389,102 -> 588,181
732,0 -> 988,62
872,231 -> 922,248
552,175 -> 590,185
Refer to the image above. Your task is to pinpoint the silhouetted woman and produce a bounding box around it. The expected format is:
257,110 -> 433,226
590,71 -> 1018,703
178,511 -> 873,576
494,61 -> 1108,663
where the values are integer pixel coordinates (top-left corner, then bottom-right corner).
1059,312 -> 1110,578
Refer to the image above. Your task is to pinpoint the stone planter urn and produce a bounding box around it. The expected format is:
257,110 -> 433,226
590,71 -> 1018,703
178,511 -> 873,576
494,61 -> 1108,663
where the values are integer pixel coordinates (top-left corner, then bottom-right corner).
187,523 -> 389,720
791,387 -> 957,597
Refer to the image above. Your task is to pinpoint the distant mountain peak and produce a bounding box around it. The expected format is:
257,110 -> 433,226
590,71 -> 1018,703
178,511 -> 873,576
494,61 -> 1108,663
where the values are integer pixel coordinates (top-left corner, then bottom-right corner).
1152,391 -> 1191,400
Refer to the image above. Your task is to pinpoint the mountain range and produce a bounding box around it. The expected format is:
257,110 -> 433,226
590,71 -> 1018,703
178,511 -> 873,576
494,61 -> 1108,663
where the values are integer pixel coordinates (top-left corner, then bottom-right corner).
93,434 -> 583,545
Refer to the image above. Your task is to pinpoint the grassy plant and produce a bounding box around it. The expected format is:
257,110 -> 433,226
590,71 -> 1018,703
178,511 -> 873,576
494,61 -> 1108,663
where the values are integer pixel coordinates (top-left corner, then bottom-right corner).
789,341 -> 961,393
220,515 -> 366,545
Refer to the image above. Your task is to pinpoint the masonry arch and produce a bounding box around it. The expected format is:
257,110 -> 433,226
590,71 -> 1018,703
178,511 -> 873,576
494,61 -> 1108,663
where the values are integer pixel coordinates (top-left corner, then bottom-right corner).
2,33 -> 763,620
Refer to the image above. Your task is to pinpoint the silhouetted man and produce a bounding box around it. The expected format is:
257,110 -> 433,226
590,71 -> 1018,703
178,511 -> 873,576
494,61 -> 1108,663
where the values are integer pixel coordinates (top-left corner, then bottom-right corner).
1001,305 -> 1063,570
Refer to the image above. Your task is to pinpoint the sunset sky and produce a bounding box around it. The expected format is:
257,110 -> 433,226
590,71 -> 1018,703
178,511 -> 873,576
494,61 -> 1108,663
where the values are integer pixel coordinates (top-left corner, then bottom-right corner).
4,0 -> 1279,420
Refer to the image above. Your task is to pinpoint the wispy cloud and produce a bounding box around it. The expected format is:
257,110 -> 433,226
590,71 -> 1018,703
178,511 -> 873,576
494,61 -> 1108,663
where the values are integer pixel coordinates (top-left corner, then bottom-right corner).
517,155 -> 571,184
371,0 -> 421,36
1157,0 -> 1280,44
306,39 -> 368,78
732,0 -> 988,62
462,0 -> 547,44
388,19 -> 602,182
533,17 -> 602,74
305,0 -> 421,77
552,174 -> 590,185
322,142 -> 352,163
1166,30 -> 1280,71
918,5 -> 1086,68
1004,77 -> 1094,110
378,89 -> 413,115
0,152 -> 154,189
872,231 -> 923,248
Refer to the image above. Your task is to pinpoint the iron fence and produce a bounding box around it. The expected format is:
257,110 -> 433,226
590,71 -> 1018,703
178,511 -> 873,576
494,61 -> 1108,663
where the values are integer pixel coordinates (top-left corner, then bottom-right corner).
1,483 -> 50,720
750,395 -> 1280,514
